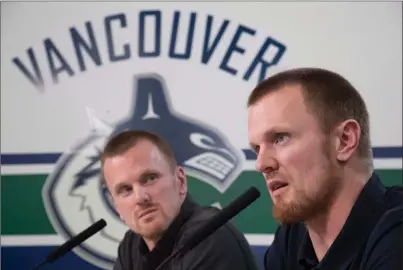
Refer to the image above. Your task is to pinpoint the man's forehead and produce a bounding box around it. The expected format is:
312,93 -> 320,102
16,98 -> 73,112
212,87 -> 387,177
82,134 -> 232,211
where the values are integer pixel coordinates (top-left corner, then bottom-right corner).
247,86 -> 317,139
105,148 -> 169,185
104,141 -> 163,167
249,86 -> 307,121
261,85 -> 304,106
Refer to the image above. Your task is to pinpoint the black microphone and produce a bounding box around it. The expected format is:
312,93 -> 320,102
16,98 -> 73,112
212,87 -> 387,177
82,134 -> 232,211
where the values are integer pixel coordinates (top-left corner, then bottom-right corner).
31,218 -> 107,270
155,187 -> 261,270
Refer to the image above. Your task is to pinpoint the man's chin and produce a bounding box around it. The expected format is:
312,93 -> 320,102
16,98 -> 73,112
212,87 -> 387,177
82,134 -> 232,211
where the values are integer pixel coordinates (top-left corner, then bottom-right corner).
272,201 -> 309,224
139,221 -> 167,237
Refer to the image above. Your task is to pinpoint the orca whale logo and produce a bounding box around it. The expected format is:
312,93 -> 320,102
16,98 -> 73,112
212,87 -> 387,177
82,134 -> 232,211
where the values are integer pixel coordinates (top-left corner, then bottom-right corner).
42,73 -> 245,269
111,73 -> 244,192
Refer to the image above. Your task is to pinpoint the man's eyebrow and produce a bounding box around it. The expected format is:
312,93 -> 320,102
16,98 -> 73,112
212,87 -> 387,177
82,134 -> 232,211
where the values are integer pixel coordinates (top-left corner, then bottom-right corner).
113,182 -> 128,193
112,169 -> 162,191
138,169 -> 159,178
249,128 -> 290,150
263,127 -> 290,140
249,142 -> 257,151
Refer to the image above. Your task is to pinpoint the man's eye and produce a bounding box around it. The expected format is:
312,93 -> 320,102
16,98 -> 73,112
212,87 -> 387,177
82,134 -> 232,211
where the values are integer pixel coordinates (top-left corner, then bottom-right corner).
274,133 -> 289,144
140,174 -> 159,185
148,174 -> 158,182
117,186 -> 131,195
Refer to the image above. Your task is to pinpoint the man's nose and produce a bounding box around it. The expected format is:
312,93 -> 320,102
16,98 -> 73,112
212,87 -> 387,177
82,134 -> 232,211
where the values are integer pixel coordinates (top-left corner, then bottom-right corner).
255,147 -> 278,174
133,185 -> 150,204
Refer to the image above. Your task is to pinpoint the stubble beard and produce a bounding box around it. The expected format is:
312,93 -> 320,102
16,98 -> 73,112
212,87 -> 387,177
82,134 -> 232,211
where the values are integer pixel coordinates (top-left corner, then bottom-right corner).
272,142 -> 341,225
272,182 -> 338,225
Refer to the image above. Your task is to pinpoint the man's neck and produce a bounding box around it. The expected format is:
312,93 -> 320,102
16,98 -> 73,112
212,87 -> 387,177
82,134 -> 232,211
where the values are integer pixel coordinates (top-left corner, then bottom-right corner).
305,170 -> 369,261
143,235 -> 161,251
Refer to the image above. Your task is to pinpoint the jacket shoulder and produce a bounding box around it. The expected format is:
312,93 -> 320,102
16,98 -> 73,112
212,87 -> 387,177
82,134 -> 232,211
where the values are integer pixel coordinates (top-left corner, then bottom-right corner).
369,185 -> 403,242
116,230 -> 140,262
112,229 -> 139,270
383,185 -> 403,209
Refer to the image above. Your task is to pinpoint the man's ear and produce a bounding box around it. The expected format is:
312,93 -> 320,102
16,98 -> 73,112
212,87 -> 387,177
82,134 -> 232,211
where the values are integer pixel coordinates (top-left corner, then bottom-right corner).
334,119 -> 361,163
176,167 -> 188,196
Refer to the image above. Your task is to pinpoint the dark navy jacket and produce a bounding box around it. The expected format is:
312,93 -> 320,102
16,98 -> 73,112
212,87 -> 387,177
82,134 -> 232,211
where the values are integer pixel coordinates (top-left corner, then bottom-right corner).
264,172 -> 403,270
113,195 -> 260,270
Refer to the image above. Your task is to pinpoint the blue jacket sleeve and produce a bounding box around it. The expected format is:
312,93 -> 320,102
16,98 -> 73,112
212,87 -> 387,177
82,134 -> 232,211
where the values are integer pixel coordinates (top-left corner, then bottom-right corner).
363,207 -> 403,270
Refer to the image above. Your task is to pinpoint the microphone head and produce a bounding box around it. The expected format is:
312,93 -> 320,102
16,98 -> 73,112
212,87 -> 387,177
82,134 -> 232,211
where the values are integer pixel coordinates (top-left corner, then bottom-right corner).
224,187 -> 261,216
94,219 -> 107,229
245,186 -> 261,200
46,219 -> 107,263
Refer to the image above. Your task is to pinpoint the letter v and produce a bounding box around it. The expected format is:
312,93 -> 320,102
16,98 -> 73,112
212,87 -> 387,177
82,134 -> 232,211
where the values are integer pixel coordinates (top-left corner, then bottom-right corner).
201,15 -> 229,64
12,48 -> 45,90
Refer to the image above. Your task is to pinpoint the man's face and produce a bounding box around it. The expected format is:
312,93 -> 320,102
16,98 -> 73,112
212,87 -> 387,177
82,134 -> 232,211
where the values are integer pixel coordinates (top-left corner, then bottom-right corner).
103,140 -> 187,240
247,85 -> 341,224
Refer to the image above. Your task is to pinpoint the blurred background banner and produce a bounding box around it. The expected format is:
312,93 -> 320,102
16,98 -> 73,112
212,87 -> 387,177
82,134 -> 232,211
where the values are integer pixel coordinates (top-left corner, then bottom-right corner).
1,2 -> 402,270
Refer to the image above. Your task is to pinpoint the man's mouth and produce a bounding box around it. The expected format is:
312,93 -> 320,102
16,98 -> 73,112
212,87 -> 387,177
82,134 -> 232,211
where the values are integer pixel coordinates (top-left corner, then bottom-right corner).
268,181 -> 289,195
138,208 -> 157,219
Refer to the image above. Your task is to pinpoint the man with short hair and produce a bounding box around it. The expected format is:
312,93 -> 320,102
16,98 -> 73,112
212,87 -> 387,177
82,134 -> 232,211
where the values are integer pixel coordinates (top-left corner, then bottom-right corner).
101,130 -> 260,270
247,67 -> 403,269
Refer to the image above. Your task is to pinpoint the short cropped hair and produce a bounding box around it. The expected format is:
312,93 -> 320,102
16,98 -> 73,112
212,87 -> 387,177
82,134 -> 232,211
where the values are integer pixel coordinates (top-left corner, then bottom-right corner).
247,67 -> 373,168
101,130 -> 178,171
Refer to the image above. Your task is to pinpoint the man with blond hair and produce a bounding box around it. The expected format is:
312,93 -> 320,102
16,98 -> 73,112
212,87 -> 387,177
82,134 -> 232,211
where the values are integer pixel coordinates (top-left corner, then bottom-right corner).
247,67 -> 402,269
